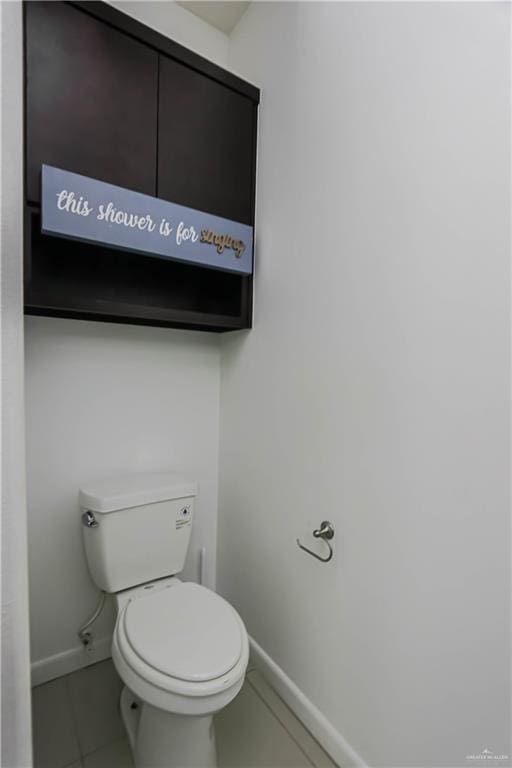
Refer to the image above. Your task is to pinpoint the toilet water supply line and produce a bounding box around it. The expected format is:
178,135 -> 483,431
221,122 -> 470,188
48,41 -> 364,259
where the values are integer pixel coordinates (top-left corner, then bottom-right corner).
78,590 -> 107,649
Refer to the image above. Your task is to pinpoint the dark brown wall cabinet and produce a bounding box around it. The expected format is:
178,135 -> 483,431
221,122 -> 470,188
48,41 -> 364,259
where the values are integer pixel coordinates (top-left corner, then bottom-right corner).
24,1 -> 259,332
157,57 -> 255,225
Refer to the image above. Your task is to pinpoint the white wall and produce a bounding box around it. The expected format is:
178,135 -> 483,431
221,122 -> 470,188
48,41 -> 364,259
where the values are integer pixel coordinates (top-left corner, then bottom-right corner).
1,0 -> 33,765
26,318 -> 221,681
25,1 -> 228,684
220,3 -> 511,767
107,1 -> 229,68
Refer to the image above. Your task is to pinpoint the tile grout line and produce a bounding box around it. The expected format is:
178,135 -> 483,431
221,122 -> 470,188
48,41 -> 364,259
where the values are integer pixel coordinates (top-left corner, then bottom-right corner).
246,669 -> 338,767
80,736 -> 129,762
245,675 -> 321,768
64,670 -> 86,761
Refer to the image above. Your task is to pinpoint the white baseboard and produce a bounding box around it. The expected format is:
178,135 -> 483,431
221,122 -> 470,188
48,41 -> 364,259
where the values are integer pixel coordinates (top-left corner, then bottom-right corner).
31,635 -> 111,687
249,636 -> 367,768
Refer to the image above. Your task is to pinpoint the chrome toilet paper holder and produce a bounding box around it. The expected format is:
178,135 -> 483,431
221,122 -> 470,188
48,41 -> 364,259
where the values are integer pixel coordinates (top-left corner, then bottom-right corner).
296,521 -> 334,563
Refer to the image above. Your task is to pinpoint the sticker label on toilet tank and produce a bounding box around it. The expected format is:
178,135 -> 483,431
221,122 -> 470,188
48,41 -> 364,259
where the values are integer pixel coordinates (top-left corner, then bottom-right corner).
176,505 -> 192,529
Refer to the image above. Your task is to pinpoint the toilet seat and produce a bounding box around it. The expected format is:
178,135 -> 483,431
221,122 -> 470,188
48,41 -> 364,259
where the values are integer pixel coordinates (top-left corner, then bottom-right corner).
112,581 -> 249,714
123,582 -> 244,683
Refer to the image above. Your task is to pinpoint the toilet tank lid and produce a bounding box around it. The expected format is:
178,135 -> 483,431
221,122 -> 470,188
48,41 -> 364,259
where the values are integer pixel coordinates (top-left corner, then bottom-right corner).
79,472 -> 197,514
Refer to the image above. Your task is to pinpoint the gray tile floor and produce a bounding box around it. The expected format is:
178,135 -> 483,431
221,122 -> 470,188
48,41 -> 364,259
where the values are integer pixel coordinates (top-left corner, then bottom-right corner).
32,661 -> 128,768
32,659 -> 337,768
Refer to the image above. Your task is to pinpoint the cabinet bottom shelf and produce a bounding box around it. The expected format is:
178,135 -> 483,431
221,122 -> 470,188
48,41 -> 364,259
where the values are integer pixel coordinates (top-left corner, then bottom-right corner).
24,299 -> 250,333
24,206 -> 253,333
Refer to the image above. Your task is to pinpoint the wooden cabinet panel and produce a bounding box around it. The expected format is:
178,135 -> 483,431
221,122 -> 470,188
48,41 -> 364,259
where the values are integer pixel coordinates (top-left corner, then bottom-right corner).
25,2 -> 158,203
158,56 -> 256,226
24,1 -> 258,331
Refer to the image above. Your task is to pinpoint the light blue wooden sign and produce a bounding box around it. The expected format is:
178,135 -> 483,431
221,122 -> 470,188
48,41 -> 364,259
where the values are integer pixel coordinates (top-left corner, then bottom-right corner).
41,165 -> 254,275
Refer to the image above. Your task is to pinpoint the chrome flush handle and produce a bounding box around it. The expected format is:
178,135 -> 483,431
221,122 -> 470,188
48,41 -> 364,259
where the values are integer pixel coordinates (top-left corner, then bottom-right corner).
297,520 -> 334,563
81,509 -> 99,529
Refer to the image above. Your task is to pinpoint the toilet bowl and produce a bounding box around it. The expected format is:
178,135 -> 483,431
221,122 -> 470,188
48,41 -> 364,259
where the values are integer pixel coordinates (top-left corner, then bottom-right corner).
79,472 -> 249,768
112,577 -> 249,767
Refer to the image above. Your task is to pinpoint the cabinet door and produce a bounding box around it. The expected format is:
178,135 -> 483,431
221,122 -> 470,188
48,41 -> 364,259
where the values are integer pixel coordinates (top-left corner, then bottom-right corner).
158,56 -> 256,226
25,2 -> 158,203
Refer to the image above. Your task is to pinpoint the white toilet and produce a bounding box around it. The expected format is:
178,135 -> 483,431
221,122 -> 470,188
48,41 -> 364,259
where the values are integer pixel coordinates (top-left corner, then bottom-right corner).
79,473 -> 249,768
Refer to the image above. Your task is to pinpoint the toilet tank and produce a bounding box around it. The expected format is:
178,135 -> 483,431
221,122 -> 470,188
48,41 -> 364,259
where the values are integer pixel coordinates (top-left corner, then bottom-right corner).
79,473 -> 197,593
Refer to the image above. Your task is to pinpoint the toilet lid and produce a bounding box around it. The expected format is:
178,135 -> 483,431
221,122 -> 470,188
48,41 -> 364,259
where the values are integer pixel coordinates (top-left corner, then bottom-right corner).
123,583 -> 244,683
